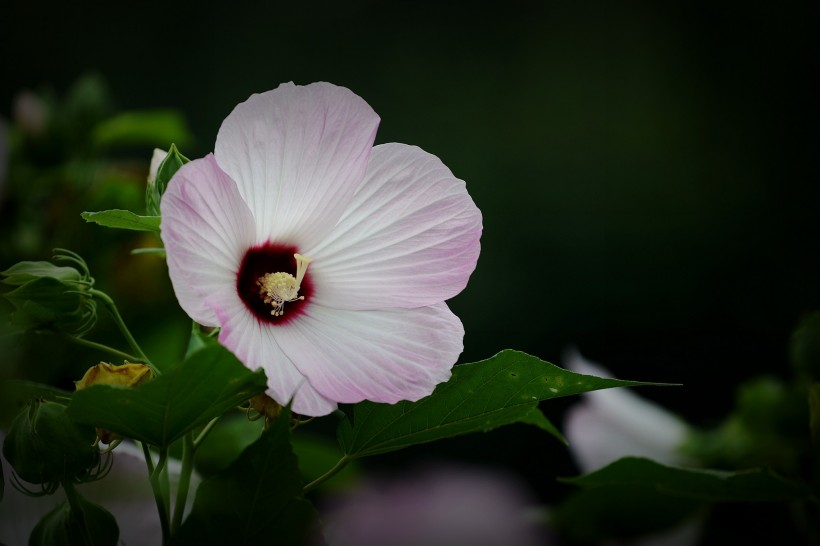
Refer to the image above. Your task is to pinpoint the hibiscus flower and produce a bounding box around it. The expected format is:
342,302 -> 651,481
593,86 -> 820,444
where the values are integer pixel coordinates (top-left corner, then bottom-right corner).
160,82 -> 481,416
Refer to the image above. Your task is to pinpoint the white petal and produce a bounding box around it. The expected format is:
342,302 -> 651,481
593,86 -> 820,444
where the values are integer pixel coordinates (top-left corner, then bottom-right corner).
274,302 -> 463,404
563,349 -> 691,472
147,148 -> 168,184
210,288 -> 337,416
160,155 -> 256,326
307,143 -> 482,310
215,82 -> 379,249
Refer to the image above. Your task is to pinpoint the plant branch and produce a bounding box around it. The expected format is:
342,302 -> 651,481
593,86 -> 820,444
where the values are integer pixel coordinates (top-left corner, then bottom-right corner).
89,289 -> 156,373
303,455 -> 351,494
60,333 -> 139,363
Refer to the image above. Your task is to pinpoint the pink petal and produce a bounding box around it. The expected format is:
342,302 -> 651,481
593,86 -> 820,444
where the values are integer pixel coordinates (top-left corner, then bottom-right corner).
160,155 -> 256,326
215,82 -> 380,249
306,143 -> 482,310
211,288 -> 337,416
274,302 -> 464,404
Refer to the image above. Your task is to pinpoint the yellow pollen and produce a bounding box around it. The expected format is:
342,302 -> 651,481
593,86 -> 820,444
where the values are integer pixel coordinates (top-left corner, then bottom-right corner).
256,253 -> 312,316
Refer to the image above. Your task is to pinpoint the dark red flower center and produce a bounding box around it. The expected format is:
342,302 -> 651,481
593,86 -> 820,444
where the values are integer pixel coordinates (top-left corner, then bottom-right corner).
236,242 -> 313,325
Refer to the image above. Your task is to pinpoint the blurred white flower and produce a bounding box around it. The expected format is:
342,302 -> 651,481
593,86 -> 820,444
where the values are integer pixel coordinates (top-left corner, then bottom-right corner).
563,348 -> 692,473
317,465 -> 549,546
563,349 -> 700,546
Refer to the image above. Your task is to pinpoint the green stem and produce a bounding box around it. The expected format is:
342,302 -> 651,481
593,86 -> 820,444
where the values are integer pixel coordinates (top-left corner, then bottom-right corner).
303,455 -> 351,493
89,289 -> 156,373
171,433 -> 195,532
61,333 -> 139,362
144,444 -> 171,545
193,416 -> 220,448
140,441 -> 155,475
61,480 -> 94,545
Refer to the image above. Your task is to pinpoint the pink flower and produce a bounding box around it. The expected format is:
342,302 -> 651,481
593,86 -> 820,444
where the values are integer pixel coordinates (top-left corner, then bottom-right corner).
160,82 -> 481,416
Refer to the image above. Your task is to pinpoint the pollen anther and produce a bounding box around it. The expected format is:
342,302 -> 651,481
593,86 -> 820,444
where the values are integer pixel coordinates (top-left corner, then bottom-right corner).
257,253 -> 312,316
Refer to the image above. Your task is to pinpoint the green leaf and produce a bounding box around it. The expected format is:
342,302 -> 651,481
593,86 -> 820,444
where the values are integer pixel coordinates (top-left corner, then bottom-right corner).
67,344 -> 267,447
91,110 -> 191,149
130,248 -> 166,256
81,210 -> 161,232
292,433 -> 359,491
552,483 -> 701,543
193,415 -> 261,477
184,323 -> 218,360
561,457 -> 813,503
338,349 -> 671,458
172,408 -> 316,546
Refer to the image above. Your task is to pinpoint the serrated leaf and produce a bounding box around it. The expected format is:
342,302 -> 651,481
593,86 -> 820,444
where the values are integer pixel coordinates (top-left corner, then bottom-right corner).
81,210 -> 161,232
67,344 -> 267,447
561,456 -> 812,502
172,407 -> 316,546
338,349 -> 671,458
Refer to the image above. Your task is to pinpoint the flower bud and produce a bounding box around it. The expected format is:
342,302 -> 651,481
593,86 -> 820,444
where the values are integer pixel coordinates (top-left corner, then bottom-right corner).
248,392 -> 282,428
75,362 -> 153,443
3,400 -> 99,487
29,495 -> 119,546
75,362 -> 152,390
2,250 -> 96,336
145,144 -> 187,215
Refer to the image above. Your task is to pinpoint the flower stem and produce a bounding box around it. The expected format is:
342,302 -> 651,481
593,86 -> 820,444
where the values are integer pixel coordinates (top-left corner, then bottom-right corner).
171,433 -> 195,533
193,416 -> 220,448
61,333 -> 140,362
143,443 -> 171,544
303,455 -> 351,493
61,479 -> 95,545
89,289 -> 157,373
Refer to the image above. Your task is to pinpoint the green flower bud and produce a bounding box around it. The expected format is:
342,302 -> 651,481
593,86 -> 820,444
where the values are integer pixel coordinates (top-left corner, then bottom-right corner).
3,400 -> 99,487
29,495 -> 119,546
145,143 -> 188,216
1,249 -> 97,336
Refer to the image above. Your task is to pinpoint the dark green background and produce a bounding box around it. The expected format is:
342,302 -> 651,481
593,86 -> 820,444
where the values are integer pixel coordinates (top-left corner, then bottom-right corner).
2,0 -> 817,465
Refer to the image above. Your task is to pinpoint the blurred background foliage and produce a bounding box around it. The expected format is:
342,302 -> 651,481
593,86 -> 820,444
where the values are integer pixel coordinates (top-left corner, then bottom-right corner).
1,0 -> 818,541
